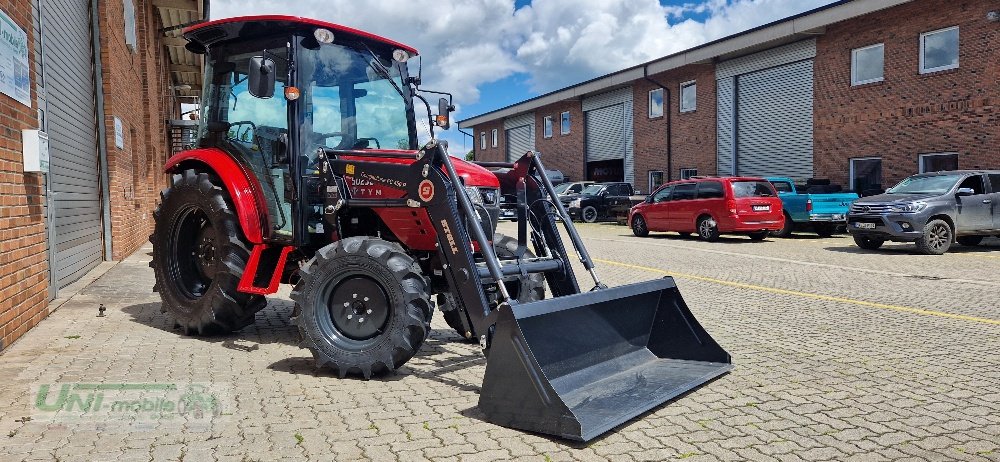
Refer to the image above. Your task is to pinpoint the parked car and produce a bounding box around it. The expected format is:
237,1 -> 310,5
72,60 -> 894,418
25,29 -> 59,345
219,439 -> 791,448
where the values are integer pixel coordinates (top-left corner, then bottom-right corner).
554,181 -> 596,198
847,170 -> 1000,255
767,177 -> 858,237
629,177 -> 784,241
494,169 -> 567,221
566,182 -> 636,222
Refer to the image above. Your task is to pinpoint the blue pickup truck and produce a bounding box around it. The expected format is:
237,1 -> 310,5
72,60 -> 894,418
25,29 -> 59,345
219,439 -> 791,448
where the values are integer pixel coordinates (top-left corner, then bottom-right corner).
766,177 -> 858,237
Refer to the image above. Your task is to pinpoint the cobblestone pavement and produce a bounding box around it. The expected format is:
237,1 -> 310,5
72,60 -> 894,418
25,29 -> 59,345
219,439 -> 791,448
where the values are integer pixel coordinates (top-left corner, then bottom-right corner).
1,222 -> 998,461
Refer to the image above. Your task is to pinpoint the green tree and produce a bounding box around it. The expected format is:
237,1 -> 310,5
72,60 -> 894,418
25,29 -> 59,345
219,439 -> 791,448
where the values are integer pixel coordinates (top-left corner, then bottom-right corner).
465,150 -> 474,161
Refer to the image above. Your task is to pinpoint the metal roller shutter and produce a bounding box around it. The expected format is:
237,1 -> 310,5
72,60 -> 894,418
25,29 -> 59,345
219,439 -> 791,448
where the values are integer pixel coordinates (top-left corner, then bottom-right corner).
40,0 -> 103,288
736,60 -> 814,180
716,77 -> 735,176
505,125 -> 533,162
585,104 -> 624,162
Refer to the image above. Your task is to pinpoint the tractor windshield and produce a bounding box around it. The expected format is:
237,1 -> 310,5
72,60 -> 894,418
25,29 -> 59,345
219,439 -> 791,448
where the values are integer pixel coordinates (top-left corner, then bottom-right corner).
298,41 -> 414,157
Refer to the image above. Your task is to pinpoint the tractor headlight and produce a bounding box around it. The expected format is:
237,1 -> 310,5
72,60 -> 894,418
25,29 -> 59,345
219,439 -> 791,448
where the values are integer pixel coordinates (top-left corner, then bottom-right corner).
889,202 -> 926,213
464,186 -> 484,205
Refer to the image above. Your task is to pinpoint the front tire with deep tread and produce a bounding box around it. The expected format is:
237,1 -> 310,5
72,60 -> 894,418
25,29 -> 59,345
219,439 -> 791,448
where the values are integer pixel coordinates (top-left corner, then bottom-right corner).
151,169 -> 265,335
581,205 -> 599,223
292,237 -> 432,379
916,219 -> 953,255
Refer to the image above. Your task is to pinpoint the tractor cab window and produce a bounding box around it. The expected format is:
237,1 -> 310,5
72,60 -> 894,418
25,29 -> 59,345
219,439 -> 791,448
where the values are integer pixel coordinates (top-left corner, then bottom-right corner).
299,41 -> 413,158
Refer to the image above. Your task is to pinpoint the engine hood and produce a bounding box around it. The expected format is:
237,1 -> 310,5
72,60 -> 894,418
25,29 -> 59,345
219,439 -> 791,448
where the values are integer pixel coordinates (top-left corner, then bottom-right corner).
855,193 -> 940,204
338,149 -> 499,188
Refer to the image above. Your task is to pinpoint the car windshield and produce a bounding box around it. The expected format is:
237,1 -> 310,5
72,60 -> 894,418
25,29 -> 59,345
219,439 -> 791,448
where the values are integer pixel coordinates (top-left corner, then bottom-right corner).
553,183 -> 572,194
886,174 -> 963,194
732,181 -> 775,198
581,184 -> 605,195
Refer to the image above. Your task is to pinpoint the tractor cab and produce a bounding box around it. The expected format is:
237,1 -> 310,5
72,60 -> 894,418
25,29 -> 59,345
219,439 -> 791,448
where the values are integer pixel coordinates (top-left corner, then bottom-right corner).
184,16 -> 422,242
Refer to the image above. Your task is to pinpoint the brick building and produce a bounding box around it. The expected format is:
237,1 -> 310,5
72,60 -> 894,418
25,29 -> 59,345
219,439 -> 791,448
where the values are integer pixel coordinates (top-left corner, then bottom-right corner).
459,0 -> 999,195
0,0 -> 206,352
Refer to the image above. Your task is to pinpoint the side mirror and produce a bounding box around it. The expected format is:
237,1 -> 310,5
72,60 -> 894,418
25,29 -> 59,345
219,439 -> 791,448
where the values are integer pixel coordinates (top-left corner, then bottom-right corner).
435,97 -> 454,130
634,190 -> 641,195
645,196 -> 653,204
957,187 -> 976,196
248,56 -> 276,99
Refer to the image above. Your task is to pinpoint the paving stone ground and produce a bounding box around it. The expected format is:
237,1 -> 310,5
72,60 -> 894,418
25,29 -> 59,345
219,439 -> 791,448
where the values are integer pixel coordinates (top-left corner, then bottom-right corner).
1,222 -> 998,461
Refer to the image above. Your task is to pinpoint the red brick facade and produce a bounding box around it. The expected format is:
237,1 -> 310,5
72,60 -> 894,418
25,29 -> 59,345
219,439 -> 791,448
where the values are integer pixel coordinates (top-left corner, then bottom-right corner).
0,1 -> 179,352
813,0 -> 999,188
0,0 -> 47,352
534,101 -> 585,182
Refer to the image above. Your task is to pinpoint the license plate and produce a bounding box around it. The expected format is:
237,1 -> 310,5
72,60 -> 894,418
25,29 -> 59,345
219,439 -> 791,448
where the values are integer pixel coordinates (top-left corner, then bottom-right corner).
855,222 -> 876,229
752,205 -> 770,212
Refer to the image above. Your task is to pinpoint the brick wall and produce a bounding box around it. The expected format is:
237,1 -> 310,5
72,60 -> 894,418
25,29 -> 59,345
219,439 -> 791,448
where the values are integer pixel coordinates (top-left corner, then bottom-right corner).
534,101 -> 585,182
98,0 -> 173,260
0,1 -> 47,351
633,65 -> 717,192
814,0 -> 999,188
471,120 -> 505,163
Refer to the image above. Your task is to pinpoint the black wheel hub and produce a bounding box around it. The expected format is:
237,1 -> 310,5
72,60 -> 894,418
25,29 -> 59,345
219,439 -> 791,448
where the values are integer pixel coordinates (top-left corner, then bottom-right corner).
170,207 -> 215,299
195,226 -> 218,280
327,277 -> 390,341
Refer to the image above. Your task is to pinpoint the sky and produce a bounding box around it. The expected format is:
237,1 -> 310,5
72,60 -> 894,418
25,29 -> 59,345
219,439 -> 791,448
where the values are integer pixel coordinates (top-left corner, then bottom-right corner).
210,0 -> 838,153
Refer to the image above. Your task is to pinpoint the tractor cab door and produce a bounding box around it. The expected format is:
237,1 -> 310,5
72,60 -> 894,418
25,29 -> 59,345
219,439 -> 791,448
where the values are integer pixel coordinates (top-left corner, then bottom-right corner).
203,37 -> 294,241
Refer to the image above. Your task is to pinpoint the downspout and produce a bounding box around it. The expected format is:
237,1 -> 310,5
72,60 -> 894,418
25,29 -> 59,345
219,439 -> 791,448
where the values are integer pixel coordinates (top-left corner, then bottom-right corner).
91,0 -> 114,260
643,67 -> 673,182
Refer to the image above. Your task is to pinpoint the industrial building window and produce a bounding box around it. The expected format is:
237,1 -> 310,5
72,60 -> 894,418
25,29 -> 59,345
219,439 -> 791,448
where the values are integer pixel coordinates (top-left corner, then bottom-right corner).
123,0 -> 137,52
648,171 -> 664,190
560,111 -> 570,134
850,157 -> 883,194
920,26 -> 959,74
491,129 -> 498,147
543,116 -> 553,138
648,88 -> 663,118
919,153 -> 958,173
480,132 -> 486,150
680,168 -> 697,179
851,44 -> 884,85
679,81 -> 696,113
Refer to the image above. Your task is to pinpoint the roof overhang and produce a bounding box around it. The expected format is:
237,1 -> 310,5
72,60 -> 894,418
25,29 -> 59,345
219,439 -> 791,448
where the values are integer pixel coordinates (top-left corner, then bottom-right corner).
458,0 -> 912,129
154,0 -> 207,99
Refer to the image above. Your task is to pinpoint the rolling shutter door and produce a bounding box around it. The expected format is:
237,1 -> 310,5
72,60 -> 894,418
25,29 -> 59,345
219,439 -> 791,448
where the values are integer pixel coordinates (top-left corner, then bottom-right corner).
716,78 -> 735,175
736,60 -> 814,179
585,105 -> 624,162
503,113 -> 534,162
41,0 -> 103,288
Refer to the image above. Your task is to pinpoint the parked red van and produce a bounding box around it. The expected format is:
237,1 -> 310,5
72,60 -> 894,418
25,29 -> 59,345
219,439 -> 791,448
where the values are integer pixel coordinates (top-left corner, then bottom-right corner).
629,177 -> 784,241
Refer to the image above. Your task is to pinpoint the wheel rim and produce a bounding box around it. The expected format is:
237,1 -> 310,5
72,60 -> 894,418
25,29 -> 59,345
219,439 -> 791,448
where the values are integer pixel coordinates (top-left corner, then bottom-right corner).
928,224 -> 950,250
633,217 -> 646,234
699,219 -> 713,238
323,276 -> 390,342
169,206 -> 215,299
584,207 -> 596,222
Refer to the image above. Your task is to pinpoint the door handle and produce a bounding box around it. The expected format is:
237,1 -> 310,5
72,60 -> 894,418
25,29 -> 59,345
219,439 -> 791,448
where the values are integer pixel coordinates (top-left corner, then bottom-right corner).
983,199 -> 992,204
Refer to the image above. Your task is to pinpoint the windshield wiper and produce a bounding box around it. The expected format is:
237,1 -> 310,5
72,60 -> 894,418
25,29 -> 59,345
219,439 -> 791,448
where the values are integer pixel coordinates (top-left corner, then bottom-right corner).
358,42 -> 405,98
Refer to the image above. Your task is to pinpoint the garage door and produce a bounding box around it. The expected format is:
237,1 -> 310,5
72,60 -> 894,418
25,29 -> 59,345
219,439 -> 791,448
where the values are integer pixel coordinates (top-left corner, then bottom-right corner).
505,125 -> 533,162
40,0 -> 103,288
585,104 -> 624,162
583,87 -> 633,184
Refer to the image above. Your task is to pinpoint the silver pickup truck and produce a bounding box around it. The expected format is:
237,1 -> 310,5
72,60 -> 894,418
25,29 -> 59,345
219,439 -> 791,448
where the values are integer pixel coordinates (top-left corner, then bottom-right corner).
847,170 -> 1000,255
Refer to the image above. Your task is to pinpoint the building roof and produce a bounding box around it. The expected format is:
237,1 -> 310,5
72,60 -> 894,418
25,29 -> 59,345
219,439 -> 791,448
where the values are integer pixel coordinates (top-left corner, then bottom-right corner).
154,0 -> 209,99
458,0 -> 911,129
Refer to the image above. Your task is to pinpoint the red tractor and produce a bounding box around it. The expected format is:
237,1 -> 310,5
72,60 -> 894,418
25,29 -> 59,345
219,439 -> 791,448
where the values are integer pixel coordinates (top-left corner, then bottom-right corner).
152,15 -> 731,441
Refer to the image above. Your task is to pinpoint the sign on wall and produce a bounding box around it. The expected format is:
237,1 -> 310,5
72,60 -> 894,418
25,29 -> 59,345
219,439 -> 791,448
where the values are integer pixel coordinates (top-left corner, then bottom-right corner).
0,9 -> 30,107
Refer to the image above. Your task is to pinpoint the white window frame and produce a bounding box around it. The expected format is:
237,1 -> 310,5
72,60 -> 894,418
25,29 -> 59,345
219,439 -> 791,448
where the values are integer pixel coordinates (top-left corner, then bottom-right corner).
849,157 -> 882,191
543,116 -> 553,138
560,111 -> 570,135
648,88 -> 664,118
480,132 -> 486,150
919,26 -> 959,74
851,43 -> 884,86
648,170 -> 665,191
680,168 -> 698,179
919,152 -> 959,173
679,80 -> 696,113
124,0 -> 138,53
491,129 -> 498,147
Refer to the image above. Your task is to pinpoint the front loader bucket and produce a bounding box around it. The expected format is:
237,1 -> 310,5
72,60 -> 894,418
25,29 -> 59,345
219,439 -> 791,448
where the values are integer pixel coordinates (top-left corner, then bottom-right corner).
478,277 -> 731,441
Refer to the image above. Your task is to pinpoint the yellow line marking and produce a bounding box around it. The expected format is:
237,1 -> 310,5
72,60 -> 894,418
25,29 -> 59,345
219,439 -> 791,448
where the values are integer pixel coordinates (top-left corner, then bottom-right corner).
594,258 -> 1000,326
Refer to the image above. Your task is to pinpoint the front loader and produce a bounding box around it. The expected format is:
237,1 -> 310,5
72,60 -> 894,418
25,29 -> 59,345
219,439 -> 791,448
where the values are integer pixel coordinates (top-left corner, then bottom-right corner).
151,15 -> 731,441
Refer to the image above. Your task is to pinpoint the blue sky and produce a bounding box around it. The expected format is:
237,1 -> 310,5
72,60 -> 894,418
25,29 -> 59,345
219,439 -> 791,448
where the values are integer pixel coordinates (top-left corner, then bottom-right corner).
212,0 -> 838,152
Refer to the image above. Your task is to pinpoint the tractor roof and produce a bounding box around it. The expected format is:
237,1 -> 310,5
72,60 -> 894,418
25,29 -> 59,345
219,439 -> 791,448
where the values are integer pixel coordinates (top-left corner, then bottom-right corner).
182,15 -> 418,55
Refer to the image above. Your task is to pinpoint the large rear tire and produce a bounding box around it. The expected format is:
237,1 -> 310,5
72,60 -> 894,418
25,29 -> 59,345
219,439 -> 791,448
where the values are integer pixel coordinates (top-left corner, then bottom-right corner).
439,234 -> 545,341
151,169 -> 265,335
293,237 -> 432,379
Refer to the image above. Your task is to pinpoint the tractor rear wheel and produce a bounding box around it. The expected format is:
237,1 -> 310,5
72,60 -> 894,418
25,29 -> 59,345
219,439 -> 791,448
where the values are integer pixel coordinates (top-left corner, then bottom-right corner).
292,237 -> 432,378
151,169 -> 265,335
439,234 -> 545,341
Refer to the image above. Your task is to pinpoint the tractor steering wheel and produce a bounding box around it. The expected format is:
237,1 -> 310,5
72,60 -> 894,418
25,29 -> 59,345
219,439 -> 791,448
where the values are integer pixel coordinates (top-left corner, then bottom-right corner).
227,121 -> 258,142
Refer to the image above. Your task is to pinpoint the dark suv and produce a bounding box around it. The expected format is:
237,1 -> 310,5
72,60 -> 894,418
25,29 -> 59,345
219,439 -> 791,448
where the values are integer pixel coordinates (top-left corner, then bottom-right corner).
566,182 -> 636,222
847,170 -> 1000,255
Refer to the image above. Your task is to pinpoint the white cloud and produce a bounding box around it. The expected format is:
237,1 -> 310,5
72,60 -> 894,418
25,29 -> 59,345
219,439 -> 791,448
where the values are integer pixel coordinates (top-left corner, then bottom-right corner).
210,0 -> 836,149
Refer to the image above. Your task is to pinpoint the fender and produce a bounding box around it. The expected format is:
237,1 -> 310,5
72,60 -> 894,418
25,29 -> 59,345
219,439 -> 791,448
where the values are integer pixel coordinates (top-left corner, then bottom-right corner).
164,148 -> 267,244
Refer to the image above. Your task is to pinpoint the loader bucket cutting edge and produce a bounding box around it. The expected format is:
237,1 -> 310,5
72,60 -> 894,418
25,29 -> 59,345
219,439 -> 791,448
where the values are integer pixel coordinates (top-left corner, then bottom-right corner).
478,277 -> 732,441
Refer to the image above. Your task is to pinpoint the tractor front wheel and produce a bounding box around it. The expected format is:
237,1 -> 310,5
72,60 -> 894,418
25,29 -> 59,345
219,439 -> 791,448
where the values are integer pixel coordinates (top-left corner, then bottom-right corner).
292,237 -> 432,379
151,169 -> 265,335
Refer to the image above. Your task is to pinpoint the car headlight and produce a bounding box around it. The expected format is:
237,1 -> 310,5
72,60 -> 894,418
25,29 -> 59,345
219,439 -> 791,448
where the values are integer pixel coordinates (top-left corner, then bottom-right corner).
889,202 -> 926,213
569,199 -> 581,208
464,186 -> 483,205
